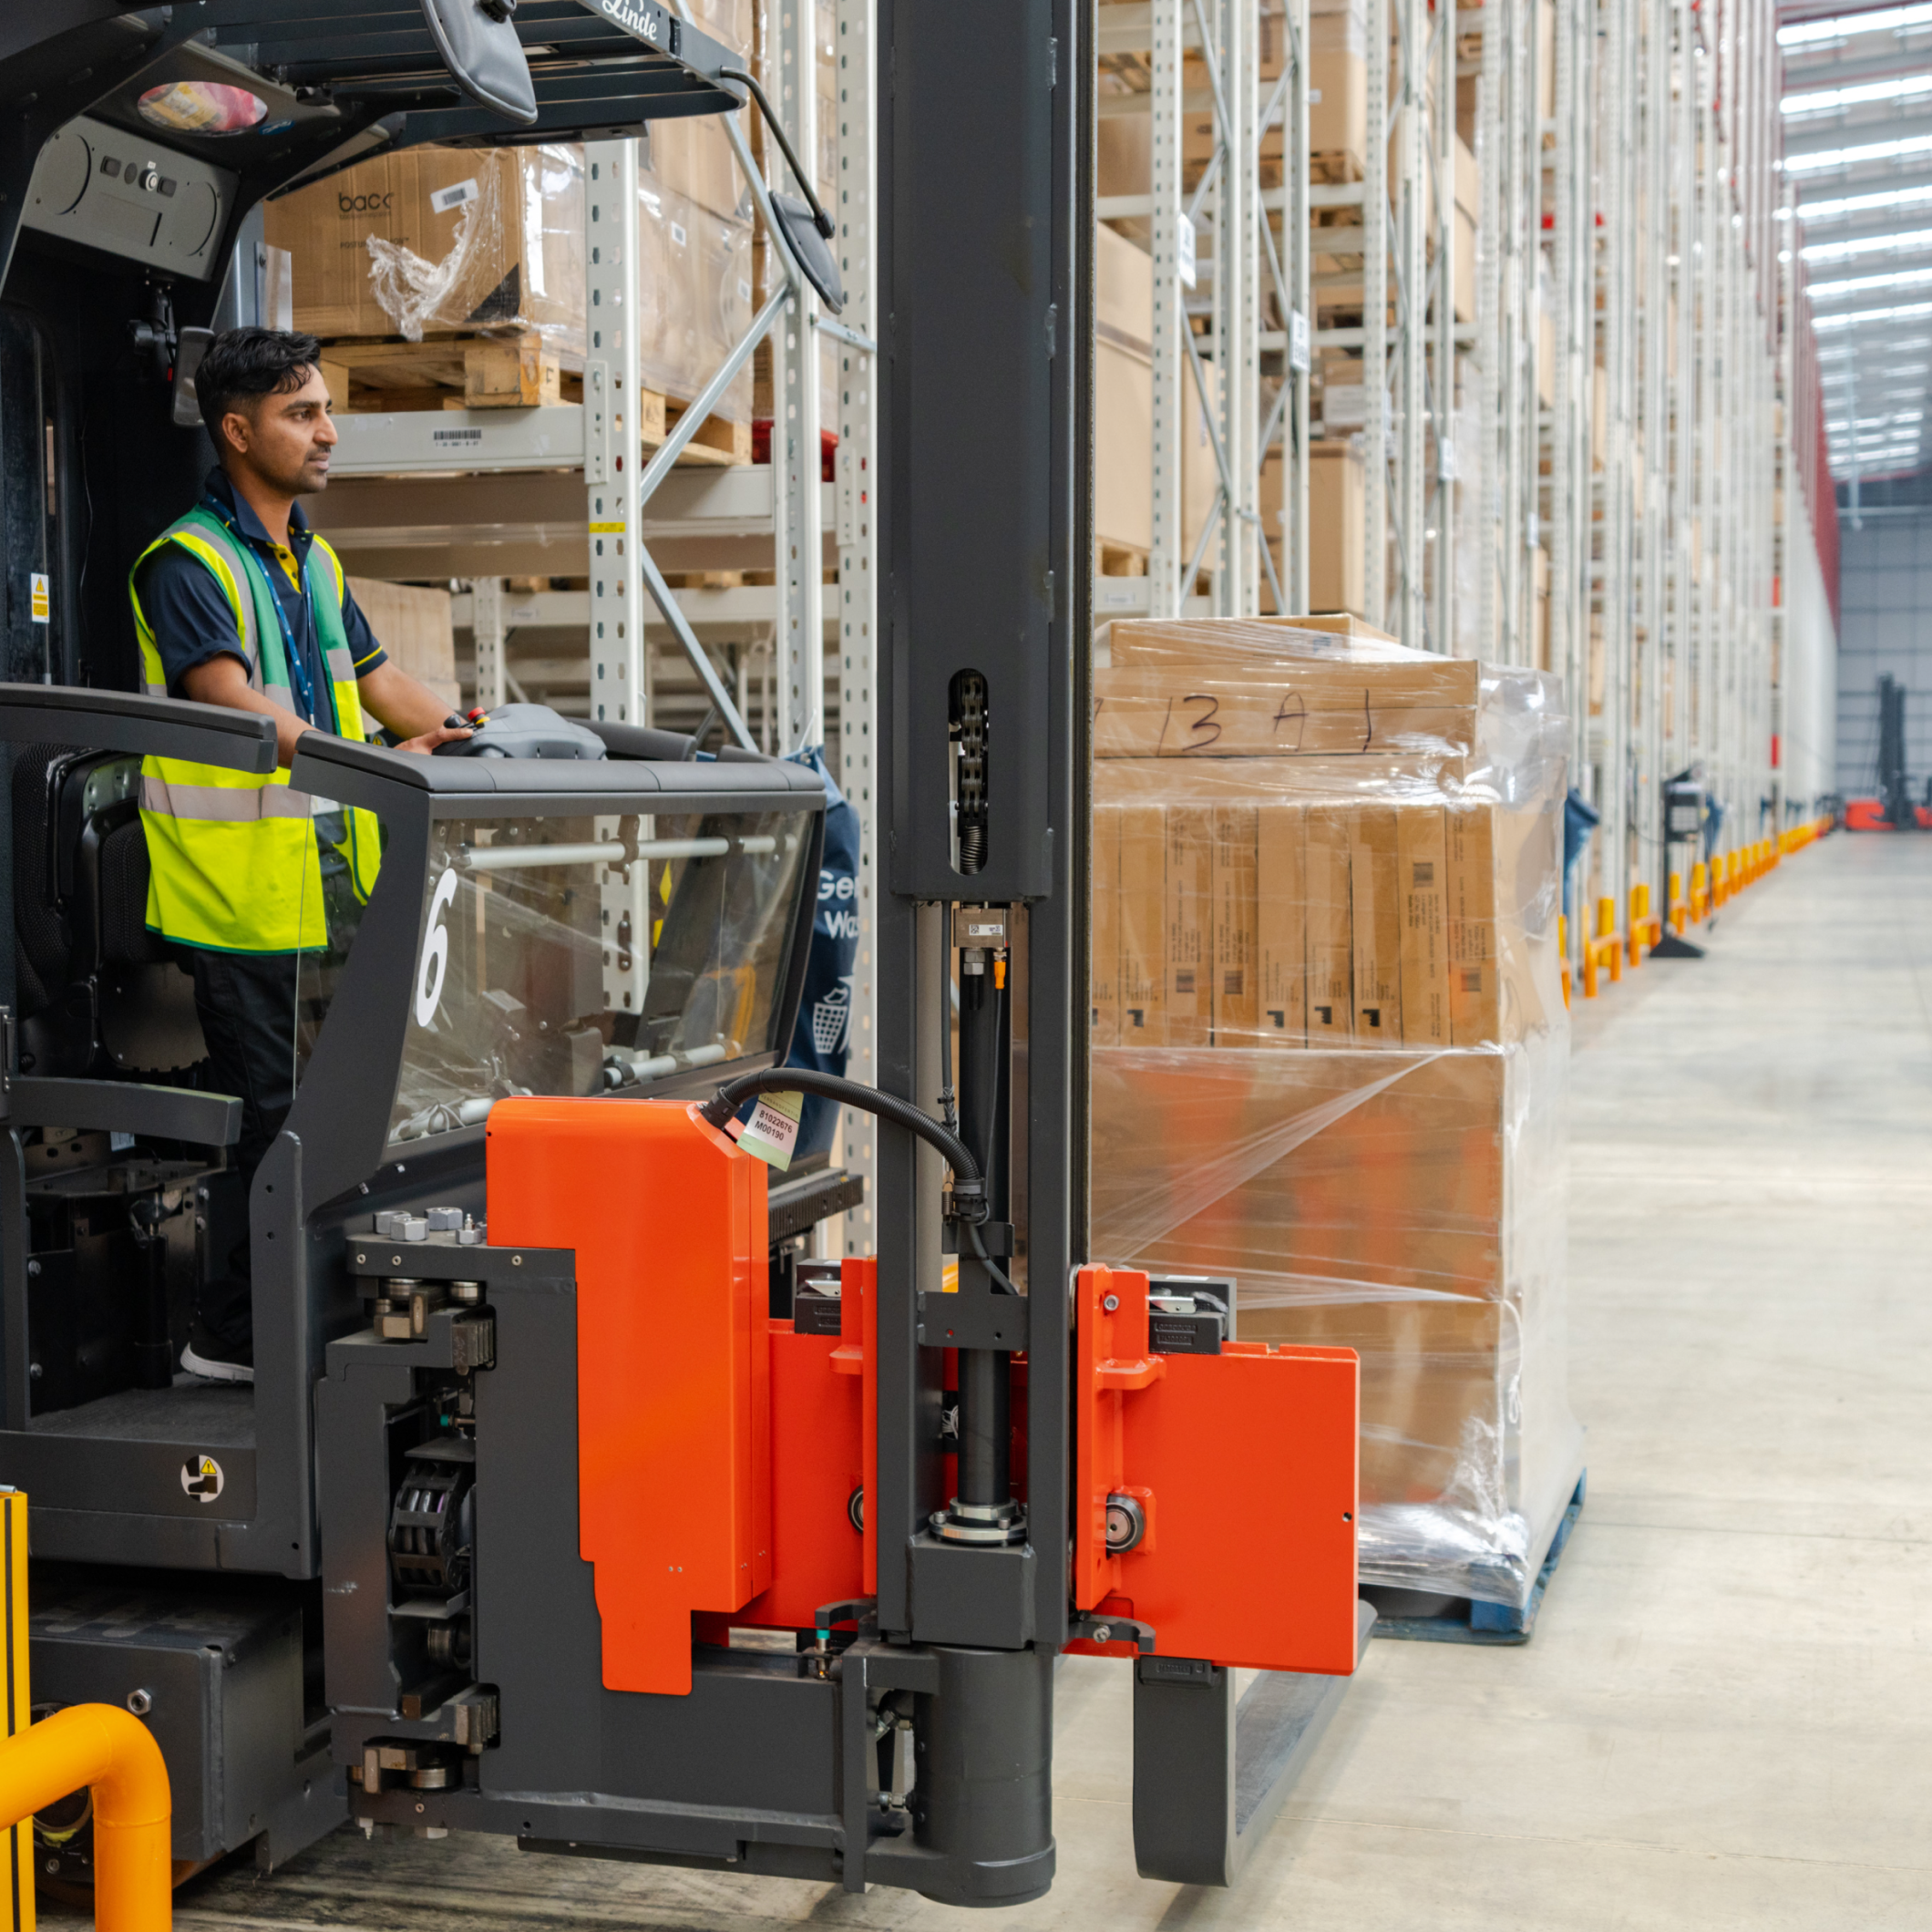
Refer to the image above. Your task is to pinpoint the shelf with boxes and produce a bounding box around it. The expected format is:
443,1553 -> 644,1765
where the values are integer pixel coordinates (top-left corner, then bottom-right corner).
1087,615 -> 1580,1617
258,0 -> 881,1254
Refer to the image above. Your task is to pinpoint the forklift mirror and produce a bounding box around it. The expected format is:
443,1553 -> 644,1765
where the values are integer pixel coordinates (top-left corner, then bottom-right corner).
172,327 -> 213,429
416,0 -> 540,128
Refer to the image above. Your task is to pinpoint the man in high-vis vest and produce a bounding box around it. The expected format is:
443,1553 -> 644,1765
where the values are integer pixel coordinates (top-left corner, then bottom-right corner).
132,328 -> 473,1382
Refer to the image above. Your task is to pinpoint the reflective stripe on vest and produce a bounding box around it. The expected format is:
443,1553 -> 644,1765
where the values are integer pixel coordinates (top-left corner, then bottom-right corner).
129,508 -> 383,953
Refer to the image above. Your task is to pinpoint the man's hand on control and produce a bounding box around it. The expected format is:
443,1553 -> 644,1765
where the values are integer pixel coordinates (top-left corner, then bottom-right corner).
396,723 -> 474,756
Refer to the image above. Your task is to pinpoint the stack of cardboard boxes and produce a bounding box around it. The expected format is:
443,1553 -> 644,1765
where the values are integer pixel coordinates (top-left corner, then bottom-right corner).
262,0 -> 766,422
1089,617 -> 1581,1610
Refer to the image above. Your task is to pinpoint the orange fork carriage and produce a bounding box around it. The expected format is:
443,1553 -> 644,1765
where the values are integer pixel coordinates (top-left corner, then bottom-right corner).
480,1097 -> 1363,1894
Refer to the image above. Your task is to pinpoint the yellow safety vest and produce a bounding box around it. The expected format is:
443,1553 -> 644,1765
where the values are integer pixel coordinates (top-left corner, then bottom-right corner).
129,507 -> 383,954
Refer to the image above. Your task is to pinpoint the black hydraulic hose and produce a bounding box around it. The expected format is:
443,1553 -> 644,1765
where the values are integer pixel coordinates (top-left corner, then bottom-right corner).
965,1218 -> 1020,1299
698,1068 -> 988,1220
717,67 -> 836,239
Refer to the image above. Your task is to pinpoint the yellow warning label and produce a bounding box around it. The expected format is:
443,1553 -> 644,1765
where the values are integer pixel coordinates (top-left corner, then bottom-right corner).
28,574 -> 49,623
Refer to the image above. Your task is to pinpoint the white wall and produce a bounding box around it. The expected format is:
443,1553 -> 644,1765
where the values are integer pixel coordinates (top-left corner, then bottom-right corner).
1782,498 -> 1839,811
1834,506 -> 1932,801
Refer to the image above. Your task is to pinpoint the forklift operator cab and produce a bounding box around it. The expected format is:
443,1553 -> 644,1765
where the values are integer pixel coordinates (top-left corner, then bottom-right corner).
1,683 -> 822,1462
0,683 -> 823,1877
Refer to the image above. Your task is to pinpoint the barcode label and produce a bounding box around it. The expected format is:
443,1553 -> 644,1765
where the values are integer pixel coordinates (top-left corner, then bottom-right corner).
430,179 -> 480,215
1412,861 -> 1435,886
433,427 -> 484,445
1175,970 -> 1197,994
1460,968 -> 1484,992
1223,970 -> 1244,995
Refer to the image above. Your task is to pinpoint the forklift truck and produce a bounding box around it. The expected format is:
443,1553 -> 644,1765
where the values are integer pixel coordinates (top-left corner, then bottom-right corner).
0,2 -> 1370,1908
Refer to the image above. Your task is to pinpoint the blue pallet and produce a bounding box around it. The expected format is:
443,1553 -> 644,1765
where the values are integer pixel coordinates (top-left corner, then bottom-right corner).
1371,1473 -> 1587,1647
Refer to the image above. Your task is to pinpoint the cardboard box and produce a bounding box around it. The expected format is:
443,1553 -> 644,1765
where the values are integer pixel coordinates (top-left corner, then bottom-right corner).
1094,223 -> 1221,560
1310,440 -> 1366,618
1446,804 -> 1498,1045
1164,806 -> 1214,1047
1119,803 -> 1166,1043
267,145 -> 585,346
1211,806 -> 1259,1042
1089,1043 -> 1544,1513
1098,112 -> 1151,200
1305,806 -> 1352,1043
648,114 -> 746,222
1257,802 -> 1307,1046
1397,806 -> 1451,1047
349,577 -> 458,708
1350,805 -> 1402,1046
1107,611 -> 1400,667
1310,49 -> 1367,167
1092,806 -> 1123,1047
1093,656 -> 1480,763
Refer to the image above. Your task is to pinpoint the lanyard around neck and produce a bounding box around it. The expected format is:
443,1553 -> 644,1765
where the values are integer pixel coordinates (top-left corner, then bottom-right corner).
202,497 -> 325,724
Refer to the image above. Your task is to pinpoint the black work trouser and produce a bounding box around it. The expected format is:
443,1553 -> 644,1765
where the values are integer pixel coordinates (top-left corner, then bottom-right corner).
186,946 -> 300,1347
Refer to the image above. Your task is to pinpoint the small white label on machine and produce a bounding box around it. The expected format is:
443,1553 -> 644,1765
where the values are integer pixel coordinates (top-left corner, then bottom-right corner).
736,1091 -> 805,1171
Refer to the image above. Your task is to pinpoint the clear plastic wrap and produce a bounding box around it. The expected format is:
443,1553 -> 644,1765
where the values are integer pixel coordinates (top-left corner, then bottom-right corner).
272,139 -> 755,419
267,144 -> 587,347
635,182 -> 755,420
1088,620 -> 1583,1608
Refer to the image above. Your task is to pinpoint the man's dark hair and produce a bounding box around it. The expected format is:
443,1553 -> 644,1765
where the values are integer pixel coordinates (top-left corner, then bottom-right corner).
196,327 -> 323,447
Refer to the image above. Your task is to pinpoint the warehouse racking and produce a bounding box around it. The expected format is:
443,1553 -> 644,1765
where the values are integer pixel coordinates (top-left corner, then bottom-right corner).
1094,0 -> 1839,976
303,0 -> 879,1247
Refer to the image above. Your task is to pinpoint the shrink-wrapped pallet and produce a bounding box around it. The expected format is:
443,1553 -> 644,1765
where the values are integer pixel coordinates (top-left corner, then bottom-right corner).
1089,618 -> 1582,1610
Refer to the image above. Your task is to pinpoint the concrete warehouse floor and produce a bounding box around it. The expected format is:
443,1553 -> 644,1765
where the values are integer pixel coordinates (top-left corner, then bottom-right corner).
120,831 -> 1931,1931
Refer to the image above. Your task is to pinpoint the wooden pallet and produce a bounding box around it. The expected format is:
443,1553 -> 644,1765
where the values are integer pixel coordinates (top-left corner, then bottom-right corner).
1096,537 -> 1148,579
1368,1473 -> 1588,1647
317,333 -> 750,467
1310,149 -> 1367,185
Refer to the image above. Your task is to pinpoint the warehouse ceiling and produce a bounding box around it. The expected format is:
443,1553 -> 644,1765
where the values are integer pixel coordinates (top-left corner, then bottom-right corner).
1782,2 -> 1932,480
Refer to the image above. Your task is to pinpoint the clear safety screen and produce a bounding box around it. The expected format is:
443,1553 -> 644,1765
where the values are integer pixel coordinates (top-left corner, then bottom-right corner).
385,809 -> 812,1145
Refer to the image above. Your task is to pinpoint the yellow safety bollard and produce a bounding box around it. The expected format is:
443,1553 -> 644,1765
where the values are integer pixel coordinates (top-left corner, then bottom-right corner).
0,1492 -> 171,1931
1668,869 -> 1684,933
0,1708 -> 171,1930
1629,882 -> 1651,964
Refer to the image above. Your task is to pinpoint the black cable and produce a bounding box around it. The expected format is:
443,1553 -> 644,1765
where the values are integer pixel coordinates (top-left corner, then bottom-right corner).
966,1218 -> 1019,1298
698,1067 -> 987,1219
717,67 -> 836,238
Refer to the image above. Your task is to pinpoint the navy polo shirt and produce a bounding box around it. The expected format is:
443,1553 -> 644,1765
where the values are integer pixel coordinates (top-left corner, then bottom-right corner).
136,469 -> 385,725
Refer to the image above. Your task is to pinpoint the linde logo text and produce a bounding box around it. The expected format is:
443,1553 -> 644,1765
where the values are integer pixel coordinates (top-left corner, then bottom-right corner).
596,0 -> 663,41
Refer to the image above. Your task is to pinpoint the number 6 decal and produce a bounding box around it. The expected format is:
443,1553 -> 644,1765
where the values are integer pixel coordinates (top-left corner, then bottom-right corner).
416,867 -> 458,1027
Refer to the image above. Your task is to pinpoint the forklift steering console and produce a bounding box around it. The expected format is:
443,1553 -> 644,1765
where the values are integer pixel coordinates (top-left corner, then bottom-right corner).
432,704 -> 606,761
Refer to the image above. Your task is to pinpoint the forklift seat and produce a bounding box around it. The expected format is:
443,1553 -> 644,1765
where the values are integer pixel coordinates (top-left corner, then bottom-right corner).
12,743 -> 202,1080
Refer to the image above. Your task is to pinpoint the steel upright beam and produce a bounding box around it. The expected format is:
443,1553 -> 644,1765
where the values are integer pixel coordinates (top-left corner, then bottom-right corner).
1475,0 -> 1504,659
1284,0 -> 1311,614
1392,0 -> 1427,649
470,574 -> 508,712
775,0 -> 826,751
1363,0 -> 1389,626
586,139 -> 655,1021
834,0 -> 879,1255
1429,0 -> 1455,657
1151,0 -> 1186,615
1214,0 -> 1258,616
